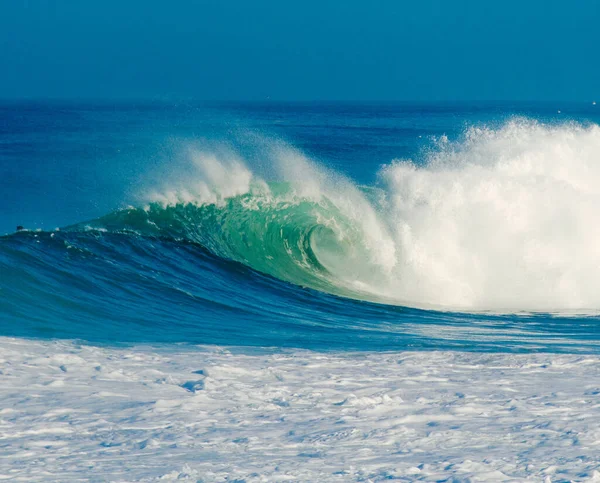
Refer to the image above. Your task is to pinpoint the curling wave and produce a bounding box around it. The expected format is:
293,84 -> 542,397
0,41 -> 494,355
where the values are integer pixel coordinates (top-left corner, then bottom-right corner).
76,188 -> 392,303
78,119 -> 600,311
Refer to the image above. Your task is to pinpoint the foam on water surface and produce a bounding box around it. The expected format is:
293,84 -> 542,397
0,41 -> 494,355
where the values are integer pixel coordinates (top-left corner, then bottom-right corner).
1,337 -> 600,482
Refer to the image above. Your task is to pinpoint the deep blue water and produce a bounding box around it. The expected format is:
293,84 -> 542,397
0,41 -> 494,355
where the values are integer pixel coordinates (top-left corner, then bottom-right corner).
2,100 -> 600,352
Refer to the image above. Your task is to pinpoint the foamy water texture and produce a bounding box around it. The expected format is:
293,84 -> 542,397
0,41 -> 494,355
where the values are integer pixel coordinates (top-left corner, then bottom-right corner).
2,337 -> 600,482
145,120 -> 600,312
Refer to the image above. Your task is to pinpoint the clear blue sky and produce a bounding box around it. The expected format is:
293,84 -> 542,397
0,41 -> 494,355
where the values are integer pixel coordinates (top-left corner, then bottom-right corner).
1,0 -> 598,101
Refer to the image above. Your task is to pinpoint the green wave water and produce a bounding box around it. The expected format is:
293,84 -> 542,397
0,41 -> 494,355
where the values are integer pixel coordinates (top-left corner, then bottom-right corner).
73,183 -> 385,303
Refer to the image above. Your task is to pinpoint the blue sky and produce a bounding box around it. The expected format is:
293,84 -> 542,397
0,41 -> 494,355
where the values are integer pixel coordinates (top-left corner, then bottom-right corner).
1,0 -> 598,101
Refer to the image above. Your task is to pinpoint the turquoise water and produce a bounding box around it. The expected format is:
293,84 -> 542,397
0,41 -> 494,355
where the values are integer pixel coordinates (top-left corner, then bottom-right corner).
2,101 -> 600,352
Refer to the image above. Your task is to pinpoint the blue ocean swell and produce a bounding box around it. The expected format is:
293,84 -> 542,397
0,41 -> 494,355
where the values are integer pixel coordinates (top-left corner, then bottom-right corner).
1,229 -> 600,353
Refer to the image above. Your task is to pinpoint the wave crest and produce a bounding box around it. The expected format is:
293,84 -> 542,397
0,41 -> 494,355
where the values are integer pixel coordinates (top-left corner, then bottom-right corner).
77,119 -> 600,312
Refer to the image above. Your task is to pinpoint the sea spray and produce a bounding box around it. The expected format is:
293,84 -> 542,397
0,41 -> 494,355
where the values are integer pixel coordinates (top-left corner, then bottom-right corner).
381,119 -> 600,309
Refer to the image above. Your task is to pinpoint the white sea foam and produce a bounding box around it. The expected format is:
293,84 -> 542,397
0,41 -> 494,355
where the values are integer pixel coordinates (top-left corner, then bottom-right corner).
2,337 -> 600,481
145,119 -> 600,311
380,119 -> 600,310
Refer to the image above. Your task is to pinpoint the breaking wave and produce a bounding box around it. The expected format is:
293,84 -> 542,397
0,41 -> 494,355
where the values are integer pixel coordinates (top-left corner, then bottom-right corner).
3,118 -> 600,351
80,119 -> 600,311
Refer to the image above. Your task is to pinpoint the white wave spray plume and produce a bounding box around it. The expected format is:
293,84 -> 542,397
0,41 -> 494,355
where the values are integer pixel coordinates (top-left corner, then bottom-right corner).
381,119 -> 600,311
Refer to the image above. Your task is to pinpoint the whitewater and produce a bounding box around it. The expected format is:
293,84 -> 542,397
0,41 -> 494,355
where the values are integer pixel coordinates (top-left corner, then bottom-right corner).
2,101 -> 600,481
3,338 -> 600,482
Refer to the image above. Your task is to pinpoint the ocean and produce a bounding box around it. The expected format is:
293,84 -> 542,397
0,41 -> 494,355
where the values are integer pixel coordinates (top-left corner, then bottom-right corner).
2,101 -> 600,481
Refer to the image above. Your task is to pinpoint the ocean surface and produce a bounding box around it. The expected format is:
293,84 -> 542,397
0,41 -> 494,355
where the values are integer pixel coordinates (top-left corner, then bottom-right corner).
2,101 -> 600,352
4,101 -> 600,482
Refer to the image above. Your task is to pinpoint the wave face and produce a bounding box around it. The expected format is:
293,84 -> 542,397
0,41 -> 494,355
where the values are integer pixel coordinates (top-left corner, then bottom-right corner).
2,103 -> 600,352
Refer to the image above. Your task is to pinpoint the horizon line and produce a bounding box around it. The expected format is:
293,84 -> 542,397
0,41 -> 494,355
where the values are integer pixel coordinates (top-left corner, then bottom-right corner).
0,97 -> 597,105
